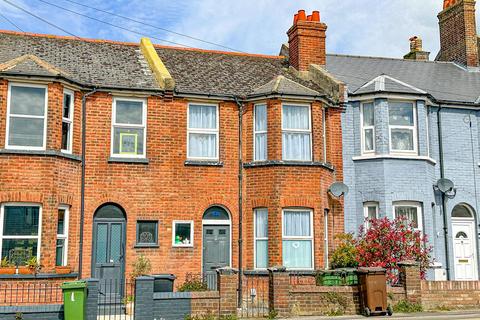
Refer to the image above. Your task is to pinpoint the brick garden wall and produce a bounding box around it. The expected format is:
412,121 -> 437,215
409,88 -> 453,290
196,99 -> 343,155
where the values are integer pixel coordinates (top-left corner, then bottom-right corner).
421,281 -> 480,310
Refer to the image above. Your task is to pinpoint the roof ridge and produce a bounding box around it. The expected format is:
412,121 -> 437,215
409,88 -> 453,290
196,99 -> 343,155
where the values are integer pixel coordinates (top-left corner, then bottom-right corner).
0,29 -> 285,60
326,53 -> 458,65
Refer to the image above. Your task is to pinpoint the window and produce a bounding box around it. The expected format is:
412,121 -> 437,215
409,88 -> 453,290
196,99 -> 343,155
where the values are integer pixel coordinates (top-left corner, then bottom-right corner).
282,104 -> 311,161
56,206 -> 69,266
172,221 -> 193,247
254,104 -> 267,161
0,204 -> 41,265
136,221 -> 158,246
254,209 -> 268,269
61,90 -> 74,153
389,102 -> 417,153
187,103 -> 219,160
361,102 -> 375,153
393,202 -> 423,231
282,209 -> 313,269
111,98 -> 146,158
6,84 -> 47,150
363,202 -> 378,229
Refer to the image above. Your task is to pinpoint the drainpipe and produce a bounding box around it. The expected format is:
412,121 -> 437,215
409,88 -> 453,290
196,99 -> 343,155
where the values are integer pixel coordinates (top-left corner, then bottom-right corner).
437,106 -> 451,280
78,88 -> 97,279
233,96 -> 244,308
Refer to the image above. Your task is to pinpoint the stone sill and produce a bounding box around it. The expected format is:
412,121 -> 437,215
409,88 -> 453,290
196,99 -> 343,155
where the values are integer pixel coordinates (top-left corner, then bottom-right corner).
184,160 -> 224,167
0,272 -> 78,279
243,160 -> 334,170
108,157 -> 149,164
352,154 -> 437,165
0,149 -> 81,161
134,244 -> 159,249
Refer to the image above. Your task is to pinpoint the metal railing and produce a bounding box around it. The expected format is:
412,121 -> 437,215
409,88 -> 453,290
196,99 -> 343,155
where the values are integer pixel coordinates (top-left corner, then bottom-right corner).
238,272 -> 269,318
0,282 -> 63,306
289,271 -> 317,286
180,273 -> 218,291
97,278 -> 135,320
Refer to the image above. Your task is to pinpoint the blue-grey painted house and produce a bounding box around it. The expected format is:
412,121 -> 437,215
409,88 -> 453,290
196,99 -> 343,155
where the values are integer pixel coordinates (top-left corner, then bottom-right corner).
327,0 -> 480,280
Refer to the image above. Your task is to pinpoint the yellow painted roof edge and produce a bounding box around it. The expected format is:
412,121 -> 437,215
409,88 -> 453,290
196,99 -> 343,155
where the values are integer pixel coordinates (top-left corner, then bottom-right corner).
140,37 -> 175,91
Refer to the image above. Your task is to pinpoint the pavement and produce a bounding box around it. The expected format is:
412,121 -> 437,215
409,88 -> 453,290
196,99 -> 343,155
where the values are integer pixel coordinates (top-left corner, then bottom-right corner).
280,310 -> 480,320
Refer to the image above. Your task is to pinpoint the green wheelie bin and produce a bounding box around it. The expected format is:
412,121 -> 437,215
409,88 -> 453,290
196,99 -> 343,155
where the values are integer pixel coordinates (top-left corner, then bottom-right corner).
61,280 -> 87,320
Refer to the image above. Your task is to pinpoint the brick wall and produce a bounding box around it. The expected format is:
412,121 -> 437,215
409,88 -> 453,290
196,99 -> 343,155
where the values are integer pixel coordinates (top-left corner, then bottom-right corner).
421,281 -> 480,310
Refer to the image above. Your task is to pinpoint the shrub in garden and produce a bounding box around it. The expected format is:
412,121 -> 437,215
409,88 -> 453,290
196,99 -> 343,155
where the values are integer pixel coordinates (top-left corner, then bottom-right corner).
329,233 -> 358,269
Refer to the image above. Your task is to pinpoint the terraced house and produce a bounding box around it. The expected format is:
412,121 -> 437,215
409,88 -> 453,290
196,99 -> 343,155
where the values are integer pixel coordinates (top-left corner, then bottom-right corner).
0,10 -> 345,293
337,0 -> 480,281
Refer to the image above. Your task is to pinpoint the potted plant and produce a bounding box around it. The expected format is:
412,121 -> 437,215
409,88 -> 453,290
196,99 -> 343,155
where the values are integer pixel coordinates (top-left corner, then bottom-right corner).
122,295 -> 134,315
0,257 -> 15,275
55,265 -> 72,275
21,257 -> 42,275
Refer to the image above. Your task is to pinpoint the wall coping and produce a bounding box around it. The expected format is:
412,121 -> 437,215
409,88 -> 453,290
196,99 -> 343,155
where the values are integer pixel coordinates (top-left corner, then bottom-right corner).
0,273 -> 78,279
290,285 -> 358,293
0,304 -> 63,313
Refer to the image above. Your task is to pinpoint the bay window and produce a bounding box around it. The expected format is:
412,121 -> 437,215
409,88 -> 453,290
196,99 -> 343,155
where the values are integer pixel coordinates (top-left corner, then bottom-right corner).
393,201 -> 423,231
254,104 -> 267,161
111,98 -> 146,158
61,90 -> 74,153
254,208 -> 268,269
282,209 -> 313,269
187,104 -> 219,160
282,104 -> 311,161
6,83 -> 47,150
363,202 -> 378,229
361,102 -> 375,153
0,204 -> 41,265
389,102 -> 417,153
56,206 -> 69,266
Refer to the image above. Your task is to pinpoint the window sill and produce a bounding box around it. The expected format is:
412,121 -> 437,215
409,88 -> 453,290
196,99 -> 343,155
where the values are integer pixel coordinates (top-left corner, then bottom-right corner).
243,160 -> 334,170
0,149 -> 81,161
0,272 -> 78,279
108,157 -> 149,164
352,154 -> 436,164
172,245 -> 194,248
134,244 -> 159,249
184,160 -> 223,167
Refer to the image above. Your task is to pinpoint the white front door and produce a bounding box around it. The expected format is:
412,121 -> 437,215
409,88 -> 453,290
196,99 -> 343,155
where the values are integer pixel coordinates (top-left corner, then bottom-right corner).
452,220 -> 478,280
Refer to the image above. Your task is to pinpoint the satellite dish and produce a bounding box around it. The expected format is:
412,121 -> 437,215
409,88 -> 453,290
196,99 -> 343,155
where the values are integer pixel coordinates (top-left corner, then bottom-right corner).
328,182 -> 349,198
436,178 -> 454,193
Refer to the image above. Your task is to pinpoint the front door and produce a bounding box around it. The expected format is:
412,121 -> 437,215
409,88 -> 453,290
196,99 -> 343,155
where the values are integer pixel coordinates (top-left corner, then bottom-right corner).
452,220 -> 478,280
203,225 -> 230,289
92,220 -> 126,302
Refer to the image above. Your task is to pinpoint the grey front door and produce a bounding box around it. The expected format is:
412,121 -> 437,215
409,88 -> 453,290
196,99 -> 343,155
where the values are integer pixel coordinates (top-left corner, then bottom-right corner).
203,225 -> 230,289
92,220 -> 126,302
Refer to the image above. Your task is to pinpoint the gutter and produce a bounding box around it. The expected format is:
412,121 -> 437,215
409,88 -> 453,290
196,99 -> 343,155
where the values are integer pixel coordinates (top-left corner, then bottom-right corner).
78,87 -> 97,279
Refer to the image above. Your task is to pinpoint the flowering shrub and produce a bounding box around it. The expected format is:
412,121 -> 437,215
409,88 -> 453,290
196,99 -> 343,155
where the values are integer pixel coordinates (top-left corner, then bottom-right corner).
356,216 -> 432,283
329,233 -> 358,269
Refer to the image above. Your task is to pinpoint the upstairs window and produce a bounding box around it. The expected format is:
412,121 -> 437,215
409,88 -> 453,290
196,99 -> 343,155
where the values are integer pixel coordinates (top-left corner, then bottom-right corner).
187,104 -> 219,160
111,98 -> 146,158
282,104 -> 312,161
393,201 -> 423,231
389,102 -> 417,153
361,102 -> 375,153
254,104 -> 267,161
6,84 -> 47,150
61,90 -> 74,153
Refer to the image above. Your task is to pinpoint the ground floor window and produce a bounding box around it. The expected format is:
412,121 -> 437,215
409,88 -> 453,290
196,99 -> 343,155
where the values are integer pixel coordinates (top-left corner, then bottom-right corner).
254,208 -> 268,269
282,209 -> 313,269
393,201 -> 423,231
0,204 -> 41,265
136,221 -> 158,246
363,202 -> 378,229
173,221 -> 193,247
56,206 -> 69,266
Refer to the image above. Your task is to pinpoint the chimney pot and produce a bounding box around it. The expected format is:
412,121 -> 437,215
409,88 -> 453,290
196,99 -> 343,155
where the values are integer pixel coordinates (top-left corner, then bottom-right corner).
312,11 -> 321,22
293,13 -> 299,25
297,10 -> 307,21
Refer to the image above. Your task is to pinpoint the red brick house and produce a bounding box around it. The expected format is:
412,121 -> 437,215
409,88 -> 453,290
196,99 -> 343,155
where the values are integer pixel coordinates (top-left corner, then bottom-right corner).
0,10 -> 345,288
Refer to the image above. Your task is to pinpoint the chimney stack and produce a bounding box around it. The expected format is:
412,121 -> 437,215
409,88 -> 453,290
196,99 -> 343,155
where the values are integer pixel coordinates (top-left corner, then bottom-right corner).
404,36 -> 430,61
287,10 -> 327,71
437,0 -> 479,68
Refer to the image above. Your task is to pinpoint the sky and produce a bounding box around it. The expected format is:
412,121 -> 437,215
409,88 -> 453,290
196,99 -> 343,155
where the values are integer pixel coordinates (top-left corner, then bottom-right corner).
0,0 -> 471,59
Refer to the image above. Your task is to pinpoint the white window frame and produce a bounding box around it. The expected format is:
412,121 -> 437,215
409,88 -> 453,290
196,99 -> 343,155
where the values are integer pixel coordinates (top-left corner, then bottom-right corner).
0,203 -> 43,263
56,205 -> 69,266
172,220 -> 194,247
110,97 -> 147,158
363,202 -> 379,229
254,208 -> 268,270
281,103 -> 312,161
253,104 -> 267,161
61,90 -> 74,154
360,102 -> 375,154
281,208 -> 314,270
5,83 -> 48,151
187,103 -> 219,160
393,201 -> 423,232
388,101 -> 418,155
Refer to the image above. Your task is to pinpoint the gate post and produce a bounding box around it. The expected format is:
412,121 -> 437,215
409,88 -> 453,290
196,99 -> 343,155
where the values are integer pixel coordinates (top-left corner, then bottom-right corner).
217,268 -> 238,316
268,266 -> 290,317
135,276 -> 154,320
85,278 -> 99,320
398,261 -> 422,304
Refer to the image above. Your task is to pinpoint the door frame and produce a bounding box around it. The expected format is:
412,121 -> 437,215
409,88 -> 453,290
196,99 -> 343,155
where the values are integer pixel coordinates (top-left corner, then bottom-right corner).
452,217 -> 478,280
91,206 -> 127,283
201,209 -> 232,276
